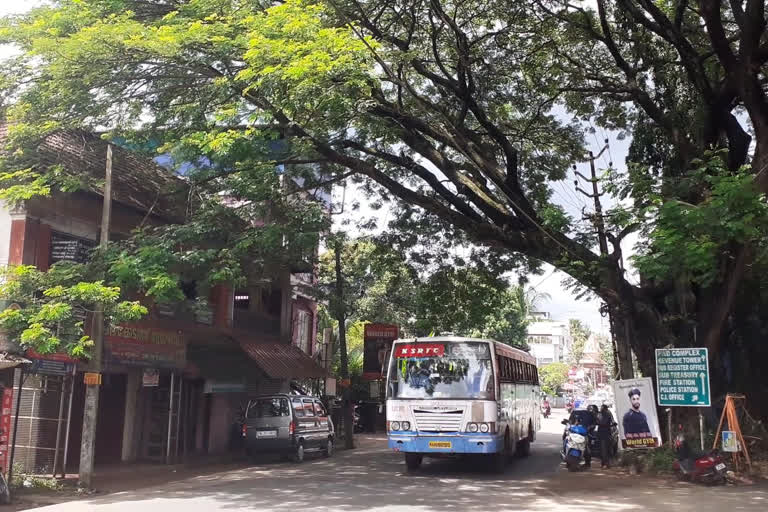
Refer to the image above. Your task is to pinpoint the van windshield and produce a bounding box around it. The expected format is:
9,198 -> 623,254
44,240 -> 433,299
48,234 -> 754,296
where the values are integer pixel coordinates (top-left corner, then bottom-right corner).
247,398 -> 289,418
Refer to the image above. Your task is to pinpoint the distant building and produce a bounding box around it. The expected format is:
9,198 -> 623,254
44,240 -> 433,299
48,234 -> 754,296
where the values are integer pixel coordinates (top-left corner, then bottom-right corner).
526,319 -> 571,365
528,311 -> 551,321
578,334 -> 610,387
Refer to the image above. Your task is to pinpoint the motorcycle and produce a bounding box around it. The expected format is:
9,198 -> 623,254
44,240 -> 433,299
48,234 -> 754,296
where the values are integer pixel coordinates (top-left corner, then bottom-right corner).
561,419 -> 588,472
672,425 -> 727,485
541,404 -> 551,418
565,402 -> 574,414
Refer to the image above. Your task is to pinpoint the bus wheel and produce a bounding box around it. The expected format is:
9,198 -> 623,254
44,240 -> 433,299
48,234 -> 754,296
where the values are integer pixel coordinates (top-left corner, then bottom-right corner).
516,439 -> 531,457
405,453 -> 422,471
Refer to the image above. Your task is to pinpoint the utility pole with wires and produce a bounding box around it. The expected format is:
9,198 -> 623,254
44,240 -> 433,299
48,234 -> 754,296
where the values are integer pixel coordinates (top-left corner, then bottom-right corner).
574,142 -> 635,379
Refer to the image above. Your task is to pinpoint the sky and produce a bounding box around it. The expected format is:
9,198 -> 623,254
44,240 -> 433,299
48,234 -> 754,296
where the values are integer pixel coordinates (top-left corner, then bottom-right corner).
1,0 -> 632,334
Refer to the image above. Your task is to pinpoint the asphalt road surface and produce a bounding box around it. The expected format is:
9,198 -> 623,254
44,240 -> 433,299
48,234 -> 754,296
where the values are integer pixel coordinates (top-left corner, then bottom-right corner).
25,410 -> 768,511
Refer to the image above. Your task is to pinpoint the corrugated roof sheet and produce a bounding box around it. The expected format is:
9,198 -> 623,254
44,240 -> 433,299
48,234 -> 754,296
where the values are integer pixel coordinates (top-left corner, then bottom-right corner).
239,340 -> 327,379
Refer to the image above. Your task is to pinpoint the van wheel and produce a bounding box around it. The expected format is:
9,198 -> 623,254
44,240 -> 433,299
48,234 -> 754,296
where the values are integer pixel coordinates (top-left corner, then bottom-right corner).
293,441 -> 305,463
405,453 -> 422,471
323,438 -> 334,458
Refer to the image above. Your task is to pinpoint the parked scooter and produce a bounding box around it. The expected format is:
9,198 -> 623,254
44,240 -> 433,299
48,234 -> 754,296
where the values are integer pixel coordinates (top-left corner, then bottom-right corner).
353,404 -> 364,433
561,419 -> 588,472
672,425 -> 727,485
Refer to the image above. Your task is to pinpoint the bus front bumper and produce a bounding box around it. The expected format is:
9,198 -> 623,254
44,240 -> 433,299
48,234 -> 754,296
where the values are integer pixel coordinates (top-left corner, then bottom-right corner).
388,434 -> 502,454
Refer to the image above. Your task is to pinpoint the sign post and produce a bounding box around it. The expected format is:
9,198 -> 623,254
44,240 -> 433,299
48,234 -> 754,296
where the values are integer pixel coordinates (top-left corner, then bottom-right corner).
656,348 -> 711,451
655,348 -> 711,407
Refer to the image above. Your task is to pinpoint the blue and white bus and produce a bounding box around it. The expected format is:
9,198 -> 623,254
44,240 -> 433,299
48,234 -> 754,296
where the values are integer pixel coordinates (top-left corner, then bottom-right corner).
385,336 -> 540,471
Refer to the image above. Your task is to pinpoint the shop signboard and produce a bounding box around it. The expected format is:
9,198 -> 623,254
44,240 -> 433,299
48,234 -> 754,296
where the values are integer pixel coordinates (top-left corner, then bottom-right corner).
29,359 -> 74,376
203,380 -> 245,394
362,324 -> 399,380
105,324 -> 187,369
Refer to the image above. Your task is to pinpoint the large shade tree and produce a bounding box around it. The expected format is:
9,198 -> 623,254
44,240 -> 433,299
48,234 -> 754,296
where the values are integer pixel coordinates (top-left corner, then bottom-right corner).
2,0 -> 768,415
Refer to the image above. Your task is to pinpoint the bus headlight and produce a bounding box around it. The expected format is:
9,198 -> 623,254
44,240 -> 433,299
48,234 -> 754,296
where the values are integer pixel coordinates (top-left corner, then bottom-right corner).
390,421 -> 401,431
401,421 -> 411,431
479,423 -> 490,433
467,423 -> 479,433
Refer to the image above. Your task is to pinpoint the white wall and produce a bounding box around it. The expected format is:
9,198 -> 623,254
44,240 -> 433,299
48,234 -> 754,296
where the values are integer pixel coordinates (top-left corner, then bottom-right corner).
0,200 -> 13,268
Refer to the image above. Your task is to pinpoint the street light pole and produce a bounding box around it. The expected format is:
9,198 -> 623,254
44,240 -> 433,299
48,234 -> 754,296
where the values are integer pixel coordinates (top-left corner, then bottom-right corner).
78,144 -> 113,488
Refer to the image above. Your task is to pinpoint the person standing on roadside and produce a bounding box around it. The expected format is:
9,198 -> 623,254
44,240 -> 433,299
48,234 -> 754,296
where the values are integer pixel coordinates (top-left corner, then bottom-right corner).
597,404 -> 615,468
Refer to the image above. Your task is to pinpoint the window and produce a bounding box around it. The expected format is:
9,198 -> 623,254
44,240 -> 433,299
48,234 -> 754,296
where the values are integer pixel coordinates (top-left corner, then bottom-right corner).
302,399 -> 315,417
247,398 -> 289,418
314,401 -> 327,417
292,398 -> 305,417
296,310 -> 311,353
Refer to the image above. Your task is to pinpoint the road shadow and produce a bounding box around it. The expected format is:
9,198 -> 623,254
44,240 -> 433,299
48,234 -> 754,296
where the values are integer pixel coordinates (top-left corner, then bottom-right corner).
29,430 -> 768,511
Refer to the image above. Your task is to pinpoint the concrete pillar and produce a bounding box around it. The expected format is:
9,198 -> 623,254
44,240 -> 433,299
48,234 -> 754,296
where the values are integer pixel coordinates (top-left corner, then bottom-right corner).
212,284 -> 233,328
8,216 -> 37,266
121,369 -> 140,462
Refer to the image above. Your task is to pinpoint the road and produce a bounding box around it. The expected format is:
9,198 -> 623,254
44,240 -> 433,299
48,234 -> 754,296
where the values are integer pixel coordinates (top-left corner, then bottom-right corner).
25,410 -> 768,511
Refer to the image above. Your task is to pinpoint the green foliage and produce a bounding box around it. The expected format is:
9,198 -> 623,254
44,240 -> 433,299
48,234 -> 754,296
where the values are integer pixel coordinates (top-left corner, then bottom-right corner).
567,319 -> 590,366
318,237 -> 530,348
0,264 -> 147,357
633,153 -> 768,286
539,362 -> 569,396
646,445 -> 676,473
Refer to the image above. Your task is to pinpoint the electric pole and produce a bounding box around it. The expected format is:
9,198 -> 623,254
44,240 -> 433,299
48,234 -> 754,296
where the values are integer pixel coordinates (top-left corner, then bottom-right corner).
79,144 -> 112,488
574,143 -> 634,379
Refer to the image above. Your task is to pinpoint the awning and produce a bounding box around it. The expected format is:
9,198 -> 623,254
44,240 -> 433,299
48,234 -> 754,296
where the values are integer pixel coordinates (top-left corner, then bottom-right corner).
239,340 -> 328,379
0,354 -> 32,370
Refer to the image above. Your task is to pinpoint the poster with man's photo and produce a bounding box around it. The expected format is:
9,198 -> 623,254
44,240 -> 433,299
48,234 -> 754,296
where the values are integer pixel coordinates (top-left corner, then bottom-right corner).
612,377 -> 662,450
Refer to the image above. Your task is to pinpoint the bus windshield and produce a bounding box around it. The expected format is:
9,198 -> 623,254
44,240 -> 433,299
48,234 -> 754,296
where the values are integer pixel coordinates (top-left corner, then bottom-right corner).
387,341 -> 494,400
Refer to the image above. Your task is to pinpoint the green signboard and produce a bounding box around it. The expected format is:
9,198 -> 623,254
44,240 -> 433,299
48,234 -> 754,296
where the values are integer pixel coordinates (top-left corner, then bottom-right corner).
655,348 -> 710,407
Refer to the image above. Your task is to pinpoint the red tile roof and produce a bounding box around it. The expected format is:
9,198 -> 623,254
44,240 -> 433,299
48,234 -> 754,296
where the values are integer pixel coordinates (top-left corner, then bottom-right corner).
1,124 -> 188,222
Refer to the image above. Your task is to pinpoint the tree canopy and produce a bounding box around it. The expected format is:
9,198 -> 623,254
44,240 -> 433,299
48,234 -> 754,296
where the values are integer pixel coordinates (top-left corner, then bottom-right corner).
2,0 -> 768,414
539,362 -> 569,396
0,263 -> 146,356
317,237 -> 530,347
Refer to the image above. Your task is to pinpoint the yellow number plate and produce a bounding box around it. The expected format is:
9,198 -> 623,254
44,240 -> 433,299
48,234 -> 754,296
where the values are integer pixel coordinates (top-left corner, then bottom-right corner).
428,441 -> 452,449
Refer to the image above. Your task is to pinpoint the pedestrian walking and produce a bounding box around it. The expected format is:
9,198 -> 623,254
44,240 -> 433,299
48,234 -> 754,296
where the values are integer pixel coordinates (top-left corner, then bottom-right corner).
597,404 -> 615,468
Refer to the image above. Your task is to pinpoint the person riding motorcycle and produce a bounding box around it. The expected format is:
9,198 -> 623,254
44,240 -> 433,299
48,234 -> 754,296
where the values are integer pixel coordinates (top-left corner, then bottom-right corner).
541,398 -> 551,417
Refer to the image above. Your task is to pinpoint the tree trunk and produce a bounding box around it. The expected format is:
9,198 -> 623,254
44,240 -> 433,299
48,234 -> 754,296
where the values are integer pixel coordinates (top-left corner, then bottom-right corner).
334,241 -> 355,450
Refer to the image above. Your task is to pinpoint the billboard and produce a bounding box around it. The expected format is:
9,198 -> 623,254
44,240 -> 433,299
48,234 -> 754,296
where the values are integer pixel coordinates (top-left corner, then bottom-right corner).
613,377 -> 662,450
362,323 -> 399,380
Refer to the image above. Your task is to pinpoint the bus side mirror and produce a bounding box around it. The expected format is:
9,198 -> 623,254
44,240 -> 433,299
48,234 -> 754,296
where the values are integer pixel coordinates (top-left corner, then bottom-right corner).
561,419 -> 569,425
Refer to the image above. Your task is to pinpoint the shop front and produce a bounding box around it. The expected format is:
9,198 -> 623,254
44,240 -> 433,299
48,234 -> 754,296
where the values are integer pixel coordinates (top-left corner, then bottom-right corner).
63,324 -> 192,467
